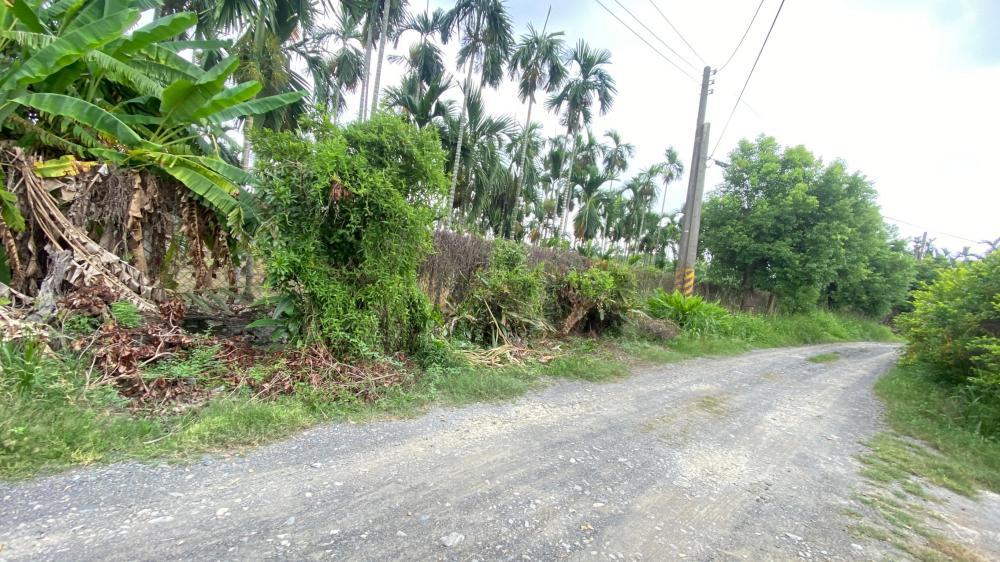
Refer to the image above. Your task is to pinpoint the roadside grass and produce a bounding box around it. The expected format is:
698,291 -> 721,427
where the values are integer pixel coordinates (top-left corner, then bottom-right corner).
1,311 -> 895,479
871,364 -> 1000,495
808,352 -> 841,363
847,362 -> 1000,562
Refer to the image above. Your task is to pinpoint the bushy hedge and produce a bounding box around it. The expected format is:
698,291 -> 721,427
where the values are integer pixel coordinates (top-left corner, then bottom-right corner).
251,115 -> 448,356
898,251 -> 1000,398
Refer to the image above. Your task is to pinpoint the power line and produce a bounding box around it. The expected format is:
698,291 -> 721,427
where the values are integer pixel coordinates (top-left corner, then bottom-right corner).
718,0 -> 766,72
882,216 -> 984,245
645,0 -> 707,67
593,0 -> 697,83
710,0 -> 787,159
610,0 -> 698,73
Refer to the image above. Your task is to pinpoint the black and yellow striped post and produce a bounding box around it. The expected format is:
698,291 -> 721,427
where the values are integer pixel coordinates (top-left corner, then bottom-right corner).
681,267 -> 695,296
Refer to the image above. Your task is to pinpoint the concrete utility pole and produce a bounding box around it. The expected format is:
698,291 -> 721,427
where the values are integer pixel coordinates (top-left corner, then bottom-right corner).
674,66 -> 713,296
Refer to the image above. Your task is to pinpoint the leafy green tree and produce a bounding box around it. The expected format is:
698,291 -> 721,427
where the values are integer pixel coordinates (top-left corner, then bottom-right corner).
601,130 -> 634,190
384,73 -> 453,128
701,135 -> 913,313
623,167 -> 659,258
438,87 -> 516,224
546,40 -> 616,239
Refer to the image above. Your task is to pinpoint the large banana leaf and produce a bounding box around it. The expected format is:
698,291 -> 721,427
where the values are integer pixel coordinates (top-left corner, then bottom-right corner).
113,12 -> 197,55
157,160 -> 243,226
191,82 -> 261,120
86,51 -> 163,97
0,30 -> 56,49
209,91 -> 308,124
12,93 -> 144,147
8,0 -> 46,33
139,44 -> 206,79
160,40 -> 230,52
194,156 -> 255,186
2,10 -> 138,90
159,57 -> 239,125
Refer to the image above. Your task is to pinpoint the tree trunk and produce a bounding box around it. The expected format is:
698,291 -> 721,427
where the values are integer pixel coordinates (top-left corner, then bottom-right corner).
358,7 -> 376,121
558,131 -> 578,240
444,60 -> 476,228
655,183 -> 668,264
241,115 -> 253,170
509,96 -> 534,238
369,0 -> 392,116
636,210 -> 646,261
740,263 -> 755,311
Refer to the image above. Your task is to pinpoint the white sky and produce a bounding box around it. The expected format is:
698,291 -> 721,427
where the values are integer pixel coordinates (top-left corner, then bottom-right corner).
338,0 -> 999,254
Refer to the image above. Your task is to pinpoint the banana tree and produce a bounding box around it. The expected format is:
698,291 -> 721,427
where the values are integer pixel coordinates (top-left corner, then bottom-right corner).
0,1 -> 304,228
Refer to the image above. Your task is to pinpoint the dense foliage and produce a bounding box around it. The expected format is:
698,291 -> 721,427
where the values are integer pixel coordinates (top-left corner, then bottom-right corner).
252,114 -> 447,356
899,250 -> 1000,399
701,136 -> 914,314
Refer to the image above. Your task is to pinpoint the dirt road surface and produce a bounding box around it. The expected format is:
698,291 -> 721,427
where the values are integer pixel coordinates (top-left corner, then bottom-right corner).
0,342 -> 984,560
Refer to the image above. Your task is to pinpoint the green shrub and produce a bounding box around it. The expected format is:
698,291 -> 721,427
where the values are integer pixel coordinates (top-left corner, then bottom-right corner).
898,251 -> 1000,398
559,260 -> 636,334
252,114 -> 447,356
110,301 -> 141,329
454,241 -> 548,345
647,289 -> 730,335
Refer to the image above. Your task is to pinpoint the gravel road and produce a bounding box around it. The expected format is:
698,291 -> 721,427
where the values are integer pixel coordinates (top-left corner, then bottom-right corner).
1,343 -> 912,560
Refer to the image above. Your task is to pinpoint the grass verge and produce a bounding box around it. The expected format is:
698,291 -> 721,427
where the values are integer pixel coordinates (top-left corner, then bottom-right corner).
869,363 -> 1000,494
846,362 -> 1000,562
2,311 -> 895,479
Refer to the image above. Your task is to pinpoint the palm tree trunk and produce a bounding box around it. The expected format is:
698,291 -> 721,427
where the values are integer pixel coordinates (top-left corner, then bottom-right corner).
516,98 -> 535,188
444,60 -> 476,228
241,115 -> 254,170
655,185 -> 668,265
559,131 -> 578,240
358,5 -> 376,121
636,208 -> 647,261
508,97 -> 535,238
370,0 -> 392,116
